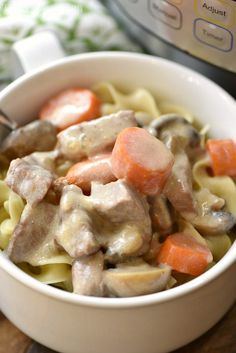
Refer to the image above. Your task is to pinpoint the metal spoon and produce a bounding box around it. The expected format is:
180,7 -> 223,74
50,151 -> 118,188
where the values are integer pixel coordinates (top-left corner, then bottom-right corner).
0,109 -> 17,143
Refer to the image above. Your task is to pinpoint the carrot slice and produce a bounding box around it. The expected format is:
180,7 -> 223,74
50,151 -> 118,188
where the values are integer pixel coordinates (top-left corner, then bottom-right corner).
65,154 -> 116,193
206,139 -> 236,177
39,88 -> 101,131
157,232 -> 213,276
111,127 -> 174,195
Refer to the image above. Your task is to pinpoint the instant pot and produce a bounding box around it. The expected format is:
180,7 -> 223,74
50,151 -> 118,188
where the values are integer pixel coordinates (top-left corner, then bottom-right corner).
106,0 -> 236,97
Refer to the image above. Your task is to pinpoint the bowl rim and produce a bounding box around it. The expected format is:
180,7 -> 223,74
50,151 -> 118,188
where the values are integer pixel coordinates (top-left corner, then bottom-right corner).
1,244 -> 235,308
0,51 -> 236,309
0,51 -> 235,105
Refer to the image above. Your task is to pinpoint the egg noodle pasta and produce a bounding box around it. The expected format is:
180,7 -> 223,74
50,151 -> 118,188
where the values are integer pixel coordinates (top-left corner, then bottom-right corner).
179,218 -> 231,262
0,177 -> 72,288
19,263 -> 72,286
0,82 -> 235,297
158,101 -> 194,123
0,181 -> 24,250
179,219 -> 207,246
93,82 -> 195,124
93,82 -> 161,117
205,234 -> 232,262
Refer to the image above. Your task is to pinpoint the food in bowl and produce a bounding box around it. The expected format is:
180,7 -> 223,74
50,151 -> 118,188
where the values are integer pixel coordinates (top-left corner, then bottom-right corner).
0,82 -> 235,298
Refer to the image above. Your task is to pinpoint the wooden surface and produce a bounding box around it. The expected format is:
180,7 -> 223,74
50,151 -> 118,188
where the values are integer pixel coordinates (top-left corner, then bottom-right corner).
1,303 -> 236,353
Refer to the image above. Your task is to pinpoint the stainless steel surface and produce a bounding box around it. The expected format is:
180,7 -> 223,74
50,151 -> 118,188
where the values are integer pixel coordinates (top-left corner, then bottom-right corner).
106,0 -> 236,97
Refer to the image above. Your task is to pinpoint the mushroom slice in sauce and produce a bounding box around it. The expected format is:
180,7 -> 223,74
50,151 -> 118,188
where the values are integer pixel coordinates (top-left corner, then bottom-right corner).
5,158 -> 54,207
149,195 -> 174,235
7,201 -> 62,265
189,188 -> 235,236
103,259 -> 171,297
194,188 -> 225,212
156,119 -> 235,235
57,185 -> 99,258
191,211 -> 235,236
143,233 -> 163,265
58,110 -> 137,161
149,114 -> 200,151
0,120 -> 57,159
151,116 -> 200,218
72,251 -> 104,296
163,148 -> 197,217
164,151 -> 235,235
104,223 -> 148,264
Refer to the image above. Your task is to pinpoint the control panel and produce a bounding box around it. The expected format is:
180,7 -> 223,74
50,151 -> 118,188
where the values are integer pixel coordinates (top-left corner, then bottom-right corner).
114,0 -> 236,72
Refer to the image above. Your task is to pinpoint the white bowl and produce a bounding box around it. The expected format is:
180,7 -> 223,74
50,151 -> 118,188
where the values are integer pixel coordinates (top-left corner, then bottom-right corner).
0,52 -> 236,353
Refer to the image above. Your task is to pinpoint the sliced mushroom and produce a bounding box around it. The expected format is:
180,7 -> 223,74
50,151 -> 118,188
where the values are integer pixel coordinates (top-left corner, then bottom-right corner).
149,195 -> 174,235
181,188 -> 235,236
104,223 -> 148,264
163,149 -> 235,235
149,114 -> 200,151
191,211 -> 235,236
1,120 -> 57,159
194,188 -> 225,212
163,148 -> 197,217
58,110 -> 137,161
143,233 -> 163,264
72,251 -> 104,296
57,185 -> 100,258
183,188 -> 234,235
103,259 -> 171,297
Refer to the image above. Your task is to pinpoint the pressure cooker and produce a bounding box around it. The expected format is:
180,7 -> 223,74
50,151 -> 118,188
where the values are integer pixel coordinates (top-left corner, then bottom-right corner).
106,0 -> 236,97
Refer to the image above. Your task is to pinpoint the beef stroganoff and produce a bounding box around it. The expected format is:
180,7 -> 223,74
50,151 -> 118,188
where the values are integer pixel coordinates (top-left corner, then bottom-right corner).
0,83 -> 235,297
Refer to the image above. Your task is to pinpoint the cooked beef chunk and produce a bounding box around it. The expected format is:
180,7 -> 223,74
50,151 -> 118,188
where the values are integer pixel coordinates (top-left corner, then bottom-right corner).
163,148 -> 197,217
7,201 -> 60,265
6,158 -> 54,207
23,150 -> 59,173
1,120 -> 57,159
90,180 -> 152,261
57,185 -> 99,258
58,110 -> 137,161
72,251 -> 104,296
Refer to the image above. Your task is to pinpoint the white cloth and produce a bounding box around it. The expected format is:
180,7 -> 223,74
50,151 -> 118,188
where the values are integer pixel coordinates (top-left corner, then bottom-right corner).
0,0 -> 140,83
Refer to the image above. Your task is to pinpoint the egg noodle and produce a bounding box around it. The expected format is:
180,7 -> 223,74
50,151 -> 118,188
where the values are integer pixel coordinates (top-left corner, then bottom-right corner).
0,83 -> 234,291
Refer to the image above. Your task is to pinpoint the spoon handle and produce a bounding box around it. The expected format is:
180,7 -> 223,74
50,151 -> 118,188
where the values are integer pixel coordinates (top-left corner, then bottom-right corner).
0,109 -> 17,142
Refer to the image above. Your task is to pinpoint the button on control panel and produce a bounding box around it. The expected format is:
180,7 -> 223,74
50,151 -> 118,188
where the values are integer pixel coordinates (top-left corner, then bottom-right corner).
148,0 -> 182,29
114,0 -> 236,72
195,0 -> 235,27
194,18 -> 233,51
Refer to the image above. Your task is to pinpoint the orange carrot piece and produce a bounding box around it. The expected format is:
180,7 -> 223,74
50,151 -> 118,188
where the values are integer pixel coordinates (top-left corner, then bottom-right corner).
157,232 -> 213,276
39,88 -> 101,131
111,127 -> 174,195
206,139 -> 236,176
65,154 -> 116,193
